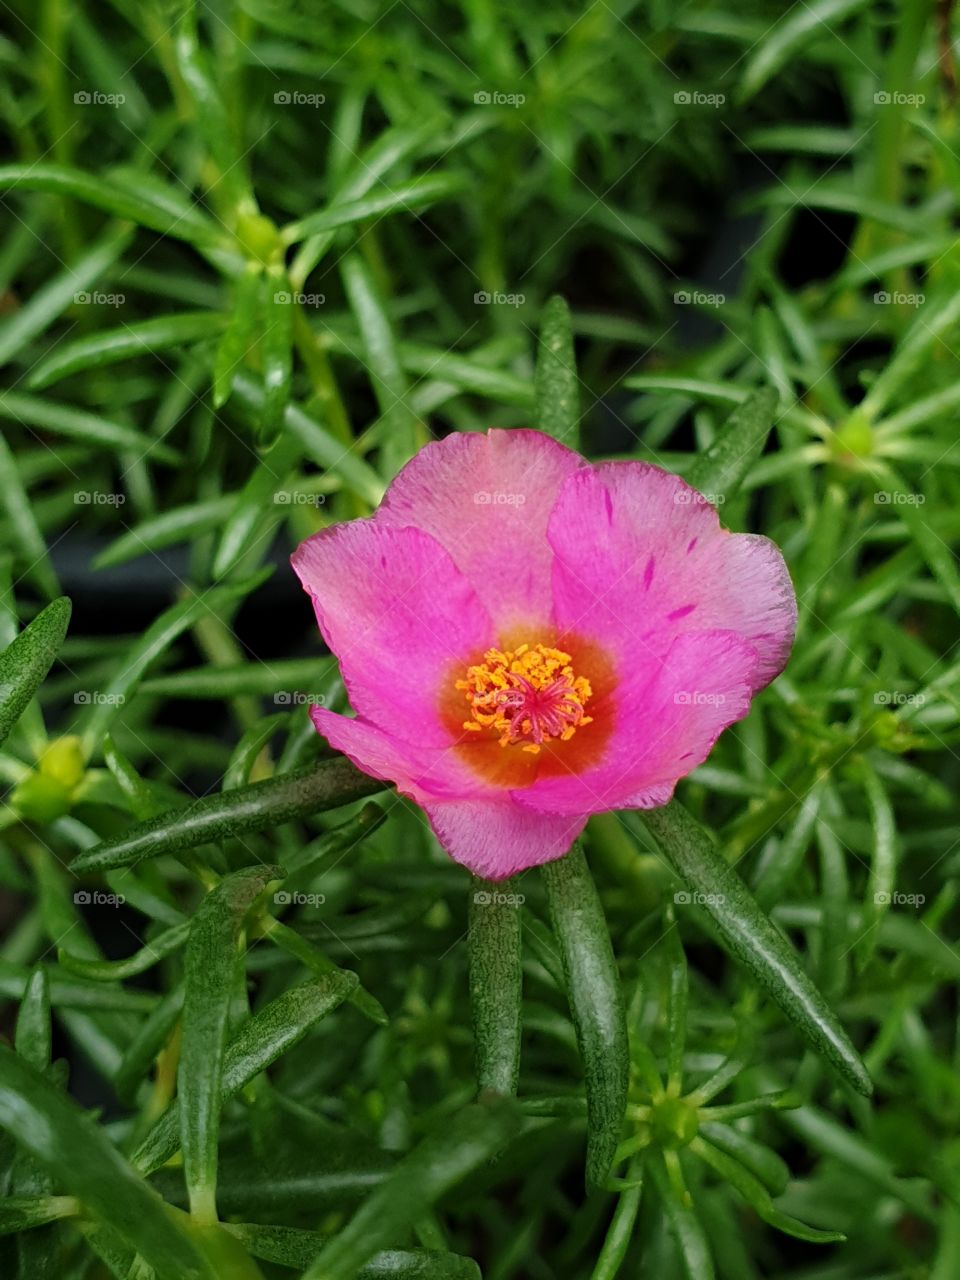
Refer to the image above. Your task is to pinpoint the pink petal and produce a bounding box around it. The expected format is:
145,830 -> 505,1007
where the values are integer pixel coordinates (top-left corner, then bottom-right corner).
516,629 -> 760,816
292,521 -> 494,745
422,795 -> 587,879
547,461 -> 797,689
377,428 -> 584,633
309,706 -> 476,799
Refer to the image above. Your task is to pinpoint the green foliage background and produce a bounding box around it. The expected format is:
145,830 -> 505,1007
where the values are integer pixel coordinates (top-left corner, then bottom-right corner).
0,0 -> 959,1277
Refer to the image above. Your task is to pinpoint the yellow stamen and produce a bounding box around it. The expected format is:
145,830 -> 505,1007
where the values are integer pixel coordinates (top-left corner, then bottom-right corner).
456,643 -> 593,751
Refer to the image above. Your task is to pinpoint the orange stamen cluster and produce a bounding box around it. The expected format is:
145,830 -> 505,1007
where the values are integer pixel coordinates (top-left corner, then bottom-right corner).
456,643 -> 593,755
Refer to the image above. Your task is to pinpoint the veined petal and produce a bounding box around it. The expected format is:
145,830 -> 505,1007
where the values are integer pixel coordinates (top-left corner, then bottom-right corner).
421,795 -> 587,879
292,521 -> 494,745
548,461 -> 797,689
377,428 -> 584,632
515,629 -> 759,816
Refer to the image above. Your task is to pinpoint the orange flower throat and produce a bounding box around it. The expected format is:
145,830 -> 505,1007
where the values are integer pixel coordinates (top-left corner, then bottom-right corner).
456,643 -> 593,755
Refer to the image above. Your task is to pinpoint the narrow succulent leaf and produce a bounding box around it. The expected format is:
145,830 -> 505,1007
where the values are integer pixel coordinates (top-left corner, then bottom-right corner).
0,597 -> 71,747
468,878 -> 522,1095
70,756 -> 387,873
639,803 -> 873,1096
542,843 -> 629,1189
59,922 -> 191,981
648,1153 -> 715,1280
535,295 -> 579,447
0,391 -> 180,462
0,1046 -> 214,1278
135,972 -> 358,1175
303,1095 -> 519,1280
0,435 -> 61,599
14,966 -> 52,1070
224,1224 -> 481,1278
686,386 -> 778,502
178,866 -> 283,1221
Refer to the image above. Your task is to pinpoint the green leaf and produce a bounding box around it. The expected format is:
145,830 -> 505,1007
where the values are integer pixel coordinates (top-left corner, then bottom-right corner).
0,597 -> 70,747
225,1224 -> 481,1277
648,1153 -> 714,1280
691,1136 -> 844,1243
27,312 -> 227,389
231,371 -> 384,506
638,803 -> 873,1096
0,227 -> 130,367
0,1196 -> 79,1236
698,1123 -> 789,1195
93,497 -> 237,570
77,573 -> 270,759
114,985 -> 184,1104
0,436 -> 61,599
69,756 -> 387,873
0,165 -> 223,247
341,251 -> 418,476
590,1157 -> 643,1280
14,966 -> 52,1070
739,0 -> 872,101
535,295 -> 580,447
468,878 -> 522,1095
140,657 -> 334,700
260,265 -> 294,443
687,387 -> 778,502
134,971 -> 358,1176
178,865 -> 283,1221
0,1045 -> 213,1278
214,265 -> 263,408
282,173 -> 463,243
0,391 -> 180,463
541,843 -> 629,1189
303,1095 -> 519,1280
59,921 -> 190,981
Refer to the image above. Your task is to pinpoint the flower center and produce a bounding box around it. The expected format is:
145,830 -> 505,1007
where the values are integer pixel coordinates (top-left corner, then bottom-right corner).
456,643 -> 593,755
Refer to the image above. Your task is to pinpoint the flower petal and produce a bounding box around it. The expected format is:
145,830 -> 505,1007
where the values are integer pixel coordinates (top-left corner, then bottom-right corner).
292,521 -> 494,745
309,706 -> 476,798
548,461 -> 797,689
515,629 -> 759,816
377,428 -> 584,632
421,795 -> 587,879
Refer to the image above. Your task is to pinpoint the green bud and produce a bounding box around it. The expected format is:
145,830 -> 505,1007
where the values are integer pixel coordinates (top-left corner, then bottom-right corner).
11,773 -> 73,823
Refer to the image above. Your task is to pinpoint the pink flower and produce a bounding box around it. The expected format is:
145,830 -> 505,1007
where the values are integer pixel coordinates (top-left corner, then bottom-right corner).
292,430 -> 796,879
